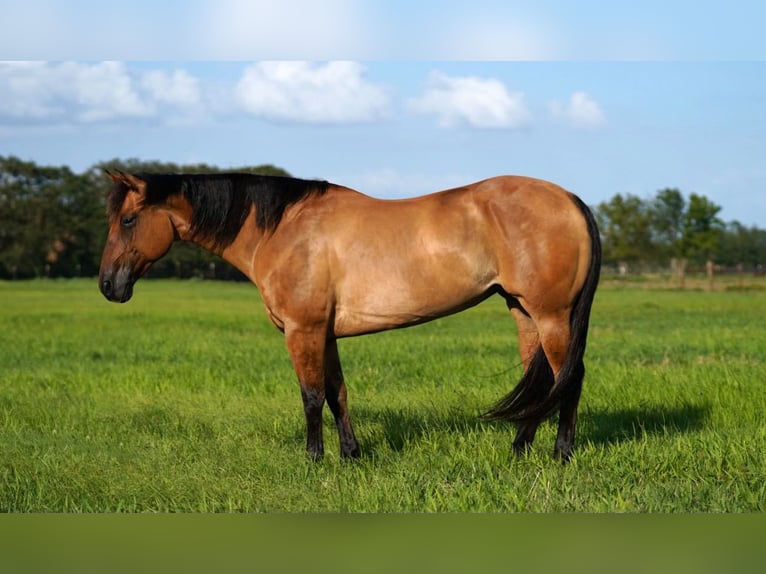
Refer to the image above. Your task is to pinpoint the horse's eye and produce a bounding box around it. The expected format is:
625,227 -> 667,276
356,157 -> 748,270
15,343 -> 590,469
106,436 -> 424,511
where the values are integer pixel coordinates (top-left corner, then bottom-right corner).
120,214 -> 137,228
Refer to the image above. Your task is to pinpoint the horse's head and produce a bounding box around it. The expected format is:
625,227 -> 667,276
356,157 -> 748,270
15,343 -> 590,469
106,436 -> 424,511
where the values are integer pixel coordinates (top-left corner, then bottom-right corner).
99,172 -> 177,303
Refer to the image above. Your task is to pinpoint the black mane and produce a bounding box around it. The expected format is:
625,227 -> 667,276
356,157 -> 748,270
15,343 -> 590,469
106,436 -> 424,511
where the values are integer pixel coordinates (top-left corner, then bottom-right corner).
109,173 -> 329,250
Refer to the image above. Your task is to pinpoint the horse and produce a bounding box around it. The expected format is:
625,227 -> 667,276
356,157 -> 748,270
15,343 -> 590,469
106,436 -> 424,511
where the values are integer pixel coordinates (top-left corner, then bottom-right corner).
99,171 -> 601,462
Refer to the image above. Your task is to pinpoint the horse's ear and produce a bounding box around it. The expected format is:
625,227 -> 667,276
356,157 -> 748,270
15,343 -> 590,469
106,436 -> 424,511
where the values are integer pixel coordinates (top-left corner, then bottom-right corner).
105,170 -> 146,195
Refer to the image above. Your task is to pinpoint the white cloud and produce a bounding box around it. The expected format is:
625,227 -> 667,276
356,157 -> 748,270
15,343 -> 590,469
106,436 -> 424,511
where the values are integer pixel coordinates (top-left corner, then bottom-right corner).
1,61 -> 609,137
141,69 -> 201,108
0,61 -> 204,125
550,91 -> 607,129
0,61 -> 147,123
0,62 -> 62,120
66,61 -> 152,122
407,71 -> 531,129
5,61 -> 153,122
235,61 -> 392,124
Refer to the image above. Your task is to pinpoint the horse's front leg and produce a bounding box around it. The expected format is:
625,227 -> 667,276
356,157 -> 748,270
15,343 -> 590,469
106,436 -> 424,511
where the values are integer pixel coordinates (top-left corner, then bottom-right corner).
285,327 -> 328,461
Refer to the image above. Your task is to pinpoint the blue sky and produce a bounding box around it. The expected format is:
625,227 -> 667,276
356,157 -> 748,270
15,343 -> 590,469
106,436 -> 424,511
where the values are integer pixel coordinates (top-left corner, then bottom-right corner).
1,1 -> 765,226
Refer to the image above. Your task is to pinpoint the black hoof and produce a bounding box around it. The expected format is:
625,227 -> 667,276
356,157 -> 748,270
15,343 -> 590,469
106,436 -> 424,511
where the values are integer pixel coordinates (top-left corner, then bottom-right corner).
341,447 -> 361,460
306,448 -> 324,462
512,440 -> 533,457
553,445 -> 574,464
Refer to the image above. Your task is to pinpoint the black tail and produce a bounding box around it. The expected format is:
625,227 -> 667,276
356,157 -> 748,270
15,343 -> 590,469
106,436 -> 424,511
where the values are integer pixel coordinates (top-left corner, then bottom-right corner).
482,194 -> 601,424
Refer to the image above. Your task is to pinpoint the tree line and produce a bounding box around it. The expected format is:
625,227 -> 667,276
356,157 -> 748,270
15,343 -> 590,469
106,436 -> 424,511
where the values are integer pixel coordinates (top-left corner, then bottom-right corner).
594,188 -> 766,278
1,155 -> 765,280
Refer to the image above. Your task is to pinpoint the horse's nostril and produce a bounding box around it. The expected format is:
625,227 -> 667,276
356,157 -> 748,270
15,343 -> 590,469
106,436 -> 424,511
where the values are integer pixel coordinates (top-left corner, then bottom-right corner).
101,279 -> 113,297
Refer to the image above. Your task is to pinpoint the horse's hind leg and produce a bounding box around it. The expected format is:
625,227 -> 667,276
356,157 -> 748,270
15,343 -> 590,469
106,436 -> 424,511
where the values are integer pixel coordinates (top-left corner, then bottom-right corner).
324,338 -> 360,459
553,356 -> 584,462
510,304 -> 576,457
509,307 -> 545,454
536,313 -> 580,461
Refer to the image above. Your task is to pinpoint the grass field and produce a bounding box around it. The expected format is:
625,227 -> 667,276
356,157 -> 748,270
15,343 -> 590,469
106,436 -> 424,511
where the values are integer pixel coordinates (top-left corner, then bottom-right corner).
1,277 -> 764,512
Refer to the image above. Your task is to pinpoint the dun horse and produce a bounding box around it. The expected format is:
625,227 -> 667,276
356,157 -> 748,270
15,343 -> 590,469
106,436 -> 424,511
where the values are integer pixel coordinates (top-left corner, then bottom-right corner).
99,172 -> 601,462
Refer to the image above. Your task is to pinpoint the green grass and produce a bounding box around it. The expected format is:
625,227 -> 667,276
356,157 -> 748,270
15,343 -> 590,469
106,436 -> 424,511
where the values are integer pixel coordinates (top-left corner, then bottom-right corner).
1,278 -> 764,512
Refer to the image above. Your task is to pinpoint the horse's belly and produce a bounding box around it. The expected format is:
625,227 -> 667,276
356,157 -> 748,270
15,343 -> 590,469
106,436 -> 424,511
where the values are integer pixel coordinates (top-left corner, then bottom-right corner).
332,270 -> 493,337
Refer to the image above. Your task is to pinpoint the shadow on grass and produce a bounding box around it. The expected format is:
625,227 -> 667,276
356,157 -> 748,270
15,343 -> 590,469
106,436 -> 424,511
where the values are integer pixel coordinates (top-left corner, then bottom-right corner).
581,402 -> 711,447
347,401 -> 711,455
352,405 -> 487,453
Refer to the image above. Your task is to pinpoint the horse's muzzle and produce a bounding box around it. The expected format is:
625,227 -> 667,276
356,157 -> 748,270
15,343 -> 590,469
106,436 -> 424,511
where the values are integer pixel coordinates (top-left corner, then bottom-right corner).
99,267 -> 135,303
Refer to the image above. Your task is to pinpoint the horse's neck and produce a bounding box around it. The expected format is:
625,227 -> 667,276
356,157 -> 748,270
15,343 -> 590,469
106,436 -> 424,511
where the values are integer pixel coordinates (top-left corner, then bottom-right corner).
209,206 -> 264,283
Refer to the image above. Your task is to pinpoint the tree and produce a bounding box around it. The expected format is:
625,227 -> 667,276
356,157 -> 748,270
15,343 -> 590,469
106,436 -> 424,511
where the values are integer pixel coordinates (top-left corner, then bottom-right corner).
0,156 -> 101,278
594,188 -> 732,285
594,193 -> 653,271
718,221 -> 766,268
650,188 -> 686,263
680,193 -> 724,264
